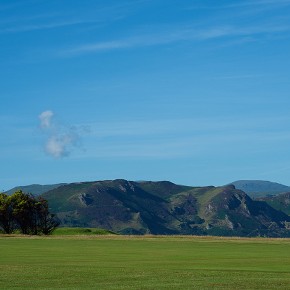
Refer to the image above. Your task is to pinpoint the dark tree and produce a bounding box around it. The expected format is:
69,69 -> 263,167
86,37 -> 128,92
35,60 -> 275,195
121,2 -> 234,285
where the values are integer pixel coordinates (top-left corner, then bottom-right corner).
11,191 -> 37,234
0,190 -> 59,235
0,193 -> 15,234
35,197 -> 60,235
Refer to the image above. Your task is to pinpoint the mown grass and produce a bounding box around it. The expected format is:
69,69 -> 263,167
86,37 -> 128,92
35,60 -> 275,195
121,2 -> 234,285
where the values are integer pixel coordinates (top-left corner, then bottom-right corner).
1,235 -> 290,289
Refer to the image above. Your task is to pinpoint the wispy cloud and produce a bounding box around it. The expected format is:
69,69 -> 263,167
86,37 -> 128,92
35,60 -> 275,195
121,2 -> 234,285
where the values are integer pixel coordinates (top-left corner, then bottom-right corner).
60,23 -> 290,56
0,0 -> 44,12
0,19 -> 98,34
74,115 -> 290,159
187,0 -> 290,10
226,0 -> 290,7
211,74 -> 265,80
86,116 -> 290,138
82,130 -> 290,160
0,0 -> 150,34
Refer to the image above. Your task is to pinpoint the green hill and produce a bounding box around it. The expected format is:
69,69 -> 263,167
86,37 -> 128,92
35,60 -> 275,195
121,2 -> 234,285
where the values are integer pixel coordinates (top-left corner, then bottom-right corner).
41,179 -> 290,237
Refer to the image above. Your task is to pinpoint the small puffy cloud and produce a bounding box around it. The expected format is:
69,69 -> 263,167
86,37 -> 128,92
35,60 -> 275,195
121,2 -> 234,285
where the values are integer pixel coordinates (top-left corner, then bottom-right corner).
39,110 -> 84,158
39,110 -> 54,129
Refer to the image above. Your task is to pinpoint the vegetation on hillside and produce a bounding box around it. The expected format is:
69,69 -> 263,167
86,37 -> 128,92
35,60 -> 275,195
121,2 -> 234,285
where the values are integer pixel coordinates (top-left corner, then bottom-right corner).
52,227 -> 116,235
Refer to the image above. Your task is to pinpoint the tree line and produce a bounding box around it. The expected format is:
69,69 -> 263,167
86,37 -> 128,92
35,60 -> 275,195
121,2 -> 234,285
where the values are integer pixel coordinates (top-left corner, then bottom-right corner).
0,190 -> 59,235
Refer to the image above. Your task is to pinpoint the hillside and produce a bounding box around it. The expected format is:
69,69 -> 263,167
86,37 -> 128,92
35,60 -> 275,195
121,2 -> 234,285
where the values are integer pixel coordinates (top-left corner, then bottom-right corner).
5,183 -> 65,196
41,179 -> 290,237
258,192 -> 290,216
230,180 -> 290,198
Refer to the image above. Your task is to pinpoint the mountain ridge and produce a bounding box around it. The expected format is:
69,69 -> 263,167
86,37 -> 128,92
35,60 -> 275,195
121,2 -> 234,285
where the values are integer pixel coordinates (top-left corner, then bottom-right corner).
35,179 -> 290,237
6,179 -> 290,198
4,183 -> 66,196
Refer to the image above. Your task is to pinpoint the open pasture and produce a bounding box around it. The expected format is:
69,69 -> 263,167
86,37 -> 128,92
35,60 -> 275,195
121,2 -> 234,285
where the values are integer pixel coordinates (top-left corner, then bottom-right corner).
1,235 -> 290,289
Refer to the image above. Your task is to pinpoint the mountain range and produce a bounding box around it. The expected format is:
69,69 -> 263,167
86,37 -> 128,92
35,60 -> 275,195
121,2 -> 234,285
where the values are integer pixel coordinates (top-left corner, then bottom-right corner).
4,179 -> 290,237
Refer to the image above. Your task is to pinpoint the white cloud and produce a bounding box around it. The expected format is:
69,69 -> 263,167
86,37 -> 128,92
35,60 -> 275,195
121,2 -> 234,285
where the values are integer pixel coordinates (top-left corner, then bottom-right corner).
45,134 -> 76,158
39,110 -> 84,158
39,110 -> 54,129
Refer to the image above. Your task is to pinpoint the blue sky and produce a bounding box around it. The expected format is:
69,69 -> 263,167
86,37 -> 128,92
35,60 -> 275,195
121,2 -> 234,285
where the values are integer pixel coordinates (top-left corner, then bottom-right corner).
1,0 -> 290,190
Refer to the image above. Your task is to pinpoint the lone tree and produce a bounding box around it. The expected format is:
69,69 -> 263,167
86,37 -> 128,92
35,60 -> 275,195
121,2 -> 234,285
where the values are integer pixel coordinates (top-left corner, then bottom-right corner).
0,190 -> 59,235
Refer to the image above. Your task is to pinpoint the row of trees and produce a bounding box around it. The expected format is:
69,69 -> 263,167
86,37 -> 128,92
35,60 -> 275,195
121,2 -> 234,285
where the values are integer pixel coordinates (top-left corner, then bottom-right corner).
0,190 -> 59,235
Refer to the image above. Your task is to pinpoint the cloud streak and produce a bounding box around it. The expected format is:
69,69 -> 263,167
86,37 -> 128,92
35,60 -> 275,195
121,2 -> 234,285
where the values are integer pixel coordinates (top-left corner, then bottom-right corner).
38,110 -> 84,158
0,0 -> 150,34
187,0 -> 290,10
75,115 -> 290,160
227,0 -> 290,7
0,19 -> 97,34
60,23 -> 290,56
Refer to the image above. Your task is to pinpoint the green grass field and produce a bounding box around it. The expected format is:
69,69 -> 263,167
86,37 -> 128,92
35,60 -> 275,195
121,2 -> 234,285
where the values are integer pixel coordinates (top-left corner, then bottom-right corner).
1,235 -> 290,289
